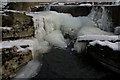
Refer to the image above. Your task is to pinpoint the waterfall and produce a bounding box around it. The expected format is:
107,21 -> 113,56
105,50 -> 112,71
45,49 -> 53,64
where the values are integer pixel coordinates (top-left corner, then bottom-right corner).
88,6 -> 113,32
100,7 -> 113,32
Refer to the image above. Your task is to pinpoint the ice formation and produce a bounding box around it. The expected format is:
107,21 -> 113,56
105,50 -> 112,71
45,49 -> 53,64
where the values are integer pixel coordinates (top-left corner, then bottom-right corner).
88,7 -> 113,32
27,10 -> 114,54
44,30 -> 67,49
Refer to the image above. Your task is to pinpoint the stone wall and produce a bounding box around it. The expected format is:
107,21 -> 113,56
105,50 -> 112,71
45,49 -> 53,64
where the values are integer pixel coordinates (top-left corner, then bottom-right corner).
2,12 -> 34,40
1,5 -> 35,79
7,2 -> 50,12
2,46 -> 32,79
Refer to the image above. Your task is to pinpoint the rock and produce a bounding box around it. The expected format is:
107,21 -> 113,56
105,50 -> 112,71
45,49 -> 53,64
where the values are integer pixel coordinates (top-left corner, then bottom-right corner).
7,2 -> 50,12
87,44 -> 120,73
1,46 -> 32,79
2,12 -> 34,40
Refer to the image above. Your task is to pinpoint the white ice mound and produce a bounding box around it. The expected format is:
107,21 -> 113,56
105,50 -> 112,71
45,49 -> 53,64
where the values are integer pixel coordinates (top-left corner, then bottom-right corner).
78,17 -> 97,27
31,39 -> 51,58
45,30 -> 67,49
61,17 -> 82,38
77,26 -> 113,36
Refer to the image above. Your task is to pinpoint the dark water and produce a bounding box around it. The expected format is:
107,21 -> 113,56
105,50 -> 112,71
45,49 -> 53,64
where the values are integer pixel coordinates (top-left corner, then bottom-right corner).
32,48 -> 119,79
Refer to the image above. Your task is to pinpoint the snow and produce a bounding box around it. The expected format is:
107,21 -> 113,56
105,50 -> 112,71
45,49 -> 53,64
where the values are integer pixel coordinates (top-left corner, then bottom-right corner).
78,35 -> 119,41
79,3 -> 92,6
58,3 -> 64,5
16,46 -> 30,52
0,27 -> 12,30
3,10 -> 25,13
89,40 -> 120,51
0,39 -> 33,49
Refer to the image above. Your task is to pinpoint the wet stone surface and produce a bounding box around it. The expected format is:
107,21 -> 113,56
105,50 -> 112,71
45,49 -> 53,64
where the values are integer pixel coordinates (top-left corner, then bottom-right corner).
32,48 -> 119,79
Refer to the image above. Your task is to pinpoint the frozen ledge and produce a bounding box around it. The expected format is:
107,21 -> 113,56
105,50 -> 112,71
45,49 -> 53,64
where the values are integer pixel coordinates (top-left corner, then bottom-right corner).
78,35 -> 120,42
0,39 -> 33,52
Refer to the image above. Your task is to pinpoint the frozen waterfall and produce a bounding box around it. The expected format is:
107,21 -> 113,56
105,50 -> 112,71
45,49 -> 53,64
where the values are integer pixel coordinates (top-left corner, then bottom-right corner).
88,6 -> 113,32
15,10 -> 114,78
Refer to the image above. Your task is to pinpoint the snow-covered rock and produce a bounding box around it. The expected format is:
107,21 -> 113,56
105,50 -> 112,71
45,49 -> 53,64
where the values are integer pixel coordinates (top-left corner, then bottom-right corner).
0,27 -> 12,30
89,40 -> 120,51
78,35 -> 119,41
0,39 -> 51,57
73,26 -> 113,53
